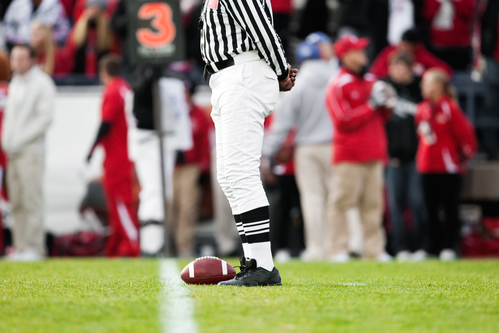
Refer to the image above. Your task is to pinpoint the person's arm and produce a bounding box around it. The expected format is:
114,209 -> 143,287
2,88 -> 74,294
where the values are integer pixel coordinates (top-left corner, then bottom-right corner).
86,122 -> 111,162
42,26 -> 56,76
369,46 -> 392,79
9,78 -> 56,152
223,0 -> 289,81
96,12 -> 113,52
87,88 -> 121,162
263,89 -> 301,158
449,102 -> 477,163
71,11 -> 91,48
325,81 -> 376,132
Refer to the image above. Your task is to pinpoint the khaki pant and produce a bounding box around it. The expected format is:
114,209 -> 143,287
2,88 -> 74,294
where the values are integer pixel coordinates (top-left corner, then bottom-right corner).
7,152 -> 45,255
210,147 -> 238,256
328,161 -> 385,258
295,143 -> 333,260
171,164 -> 200,257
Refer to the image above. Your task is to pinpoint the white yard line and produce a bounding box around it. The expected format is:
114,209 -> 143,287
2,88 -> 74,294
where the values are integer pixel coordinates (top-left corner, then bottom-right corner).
160,259 -> 198,333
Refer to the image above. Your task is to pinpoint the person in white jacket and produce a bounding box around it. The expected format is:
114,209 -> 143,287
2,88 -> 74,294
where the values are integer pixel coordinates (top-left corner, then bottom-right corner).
2,44 -> 55,261
263,32 -> 338,261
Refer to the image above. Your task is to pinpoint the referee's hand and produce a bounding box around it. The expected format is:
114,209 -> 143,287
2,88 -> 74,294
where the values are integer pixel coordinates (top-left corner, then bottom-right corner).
279,65 -> 298,91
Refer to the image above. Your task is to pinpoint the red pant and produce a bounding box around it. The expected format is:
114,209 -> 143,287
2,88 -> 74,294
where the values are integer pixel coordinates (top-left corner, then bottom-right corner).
103,170 -> 139,257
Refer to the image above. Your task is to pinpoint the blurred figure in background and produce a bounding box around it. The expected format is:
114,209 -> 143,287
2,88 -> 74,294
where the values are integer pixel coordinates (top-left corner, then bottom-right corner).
371,29 -> 453,79
270,0 -> 293,54
86,55 -> 138,257
423,0 -> 474,70
416,69 -> 477,261
0,49 -> 10,81
384,52 -> 427,262
263,32 -> 337,261
480,0 -> 499,160
30,22 -> 55,75
3,0 -> 70,49
30,21 -> 79,78
69,0 -> 113,77
2,44 -> 55,261
386,0 -> 425,47
325,35 -> 394,263
171,82 -> 210,258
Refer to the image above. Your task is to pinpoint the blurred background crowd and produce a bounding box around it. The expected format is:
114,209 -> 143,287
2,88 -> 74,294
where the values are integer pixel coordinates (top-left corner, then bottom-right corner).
0,0 -> 498,262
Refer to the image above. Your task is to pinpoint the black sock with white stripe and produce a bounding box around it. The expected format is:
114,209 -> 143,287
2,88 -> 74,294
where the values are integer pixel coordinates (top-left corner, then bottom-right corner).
240,206 -> 274,271
234,214 -> 250,256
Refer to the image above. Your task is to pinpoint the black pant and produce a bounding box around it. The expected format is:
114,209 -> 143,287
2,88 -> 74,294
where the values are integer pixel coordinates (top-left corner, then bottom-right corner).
420,173 -> 462,255
269,175 -> 304,256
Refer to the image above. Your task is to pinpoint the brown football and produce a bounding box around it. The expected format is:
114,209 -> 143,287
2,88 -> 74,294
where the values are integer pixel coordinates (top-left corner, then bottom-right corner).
180,257 -> 236,285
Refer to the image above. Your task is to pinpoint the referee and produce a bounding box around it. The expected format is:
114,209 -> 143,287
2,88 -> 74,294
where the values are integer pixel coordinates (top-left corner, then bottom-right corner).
200,0 -> 297,286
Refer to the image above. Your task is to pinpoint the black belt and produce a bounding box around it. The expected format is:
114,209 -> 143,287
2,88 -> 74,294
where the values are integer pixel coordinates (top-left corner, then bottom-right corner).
203,58 -> 235,81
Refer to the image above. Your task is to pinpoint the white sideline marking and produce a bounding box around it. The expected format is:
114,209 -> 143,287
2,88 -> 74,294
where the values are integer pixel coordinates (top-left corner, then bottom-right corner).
160,259 -> 198,333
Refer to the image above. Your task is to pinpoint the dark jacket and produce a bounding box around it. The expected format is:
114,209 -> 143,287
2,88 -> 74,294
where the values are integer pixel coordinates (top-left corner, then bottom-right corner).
481,0 -> 499,58
385,76 -> 422,163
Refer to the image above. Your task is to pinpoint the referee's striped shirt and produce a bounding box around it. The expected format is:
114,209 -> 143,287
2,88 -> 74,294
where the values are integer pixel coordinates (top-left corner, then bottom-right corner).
199,0 -> 289,81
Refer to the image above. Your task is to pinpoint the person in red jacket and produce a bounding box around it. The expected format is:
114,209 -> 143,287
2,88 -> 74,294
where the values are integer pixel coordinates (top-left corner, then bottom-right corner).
171,82 -> 211,257
423,0 -> 474,70
370,29 -> 453,79
416,68 -> 477,261
87,55 -> 139,257
325,35 -> 394,263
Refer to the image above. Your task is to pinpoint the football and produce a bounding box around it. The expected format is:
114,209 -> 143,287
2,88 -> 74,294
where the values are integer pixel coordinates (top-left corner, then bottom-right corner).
180,257 -> 236,285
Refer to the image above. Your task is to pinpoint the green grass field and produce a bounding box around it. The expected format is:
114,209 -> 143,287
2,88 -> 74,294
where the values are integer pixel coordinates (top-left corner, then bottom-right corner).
1,259 -> 498,333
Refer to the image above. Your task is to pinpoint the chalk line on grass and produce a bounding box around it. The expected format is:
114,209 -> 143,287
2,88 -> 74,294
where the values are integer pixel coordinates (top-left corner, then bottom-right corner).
160,259 -> 198,333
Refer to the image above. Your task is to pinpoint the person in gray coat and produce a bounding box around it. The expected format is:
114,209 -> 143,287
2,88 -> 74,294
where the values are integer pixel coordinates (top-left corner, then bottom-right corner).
2,44 -> 55,261
263,32 -> 338,261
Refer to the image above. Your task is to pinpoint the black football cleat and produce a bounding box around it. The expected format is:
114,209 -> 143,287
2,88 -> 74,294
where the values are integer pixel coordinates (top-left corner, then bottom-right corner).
218,258 -> 282,287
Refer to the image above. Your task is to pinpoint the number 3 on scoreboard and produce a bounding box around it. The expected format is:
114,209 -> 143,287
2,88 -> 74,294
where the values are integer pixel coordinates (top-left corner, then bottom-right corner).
136,2 -> 176,48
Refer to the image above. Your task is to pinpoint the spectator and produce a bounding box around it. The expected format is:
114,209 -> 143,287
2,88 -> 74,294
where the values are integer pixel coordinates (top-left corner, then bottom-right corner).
263,126 -> 303,263
325,35 -> 394,263
30,22 -> 55,75
370,28 -> 453,79
480,0 -> 499,160
86,55 -> 139,257
2,44 -> 55,261
384,52 -> 428,262
3,0 -> 70,49
263,32 -> 337,261
336,0 -> 389,60
387,0 -> 426,46
296,0 -> 328,39
423,0 -> 474,70
416,68 -> 477,261
70,0 -> 113,77
271,0 -> 293,54
170,82 -> 210,258
30,21 -> 79,78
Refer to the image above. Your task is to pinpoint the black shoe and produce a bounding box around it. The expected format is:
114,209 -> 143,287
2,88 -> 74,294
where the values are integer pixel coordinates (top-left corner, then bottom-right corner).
218,258 -> 282,287
235,257 -> 248,279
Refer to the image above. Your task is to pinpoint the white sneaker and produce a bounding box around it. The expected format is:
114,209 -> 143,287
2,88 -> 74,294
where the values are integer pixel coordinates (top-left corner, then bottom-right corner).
377,252 -> 392,263
396,251 -> 412,262
274,249 -> 291,263
7,250 -> 43,262
300,250 -> 323,262
330,253 -> 350,263
439,249 -> 457,262
411,249 -> 428,262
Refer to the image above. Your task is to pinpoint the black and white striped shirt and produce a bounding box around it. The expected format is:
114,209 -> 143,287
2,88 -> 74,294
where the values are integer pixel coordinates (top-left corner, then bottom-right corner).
199,0 -> 289,81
